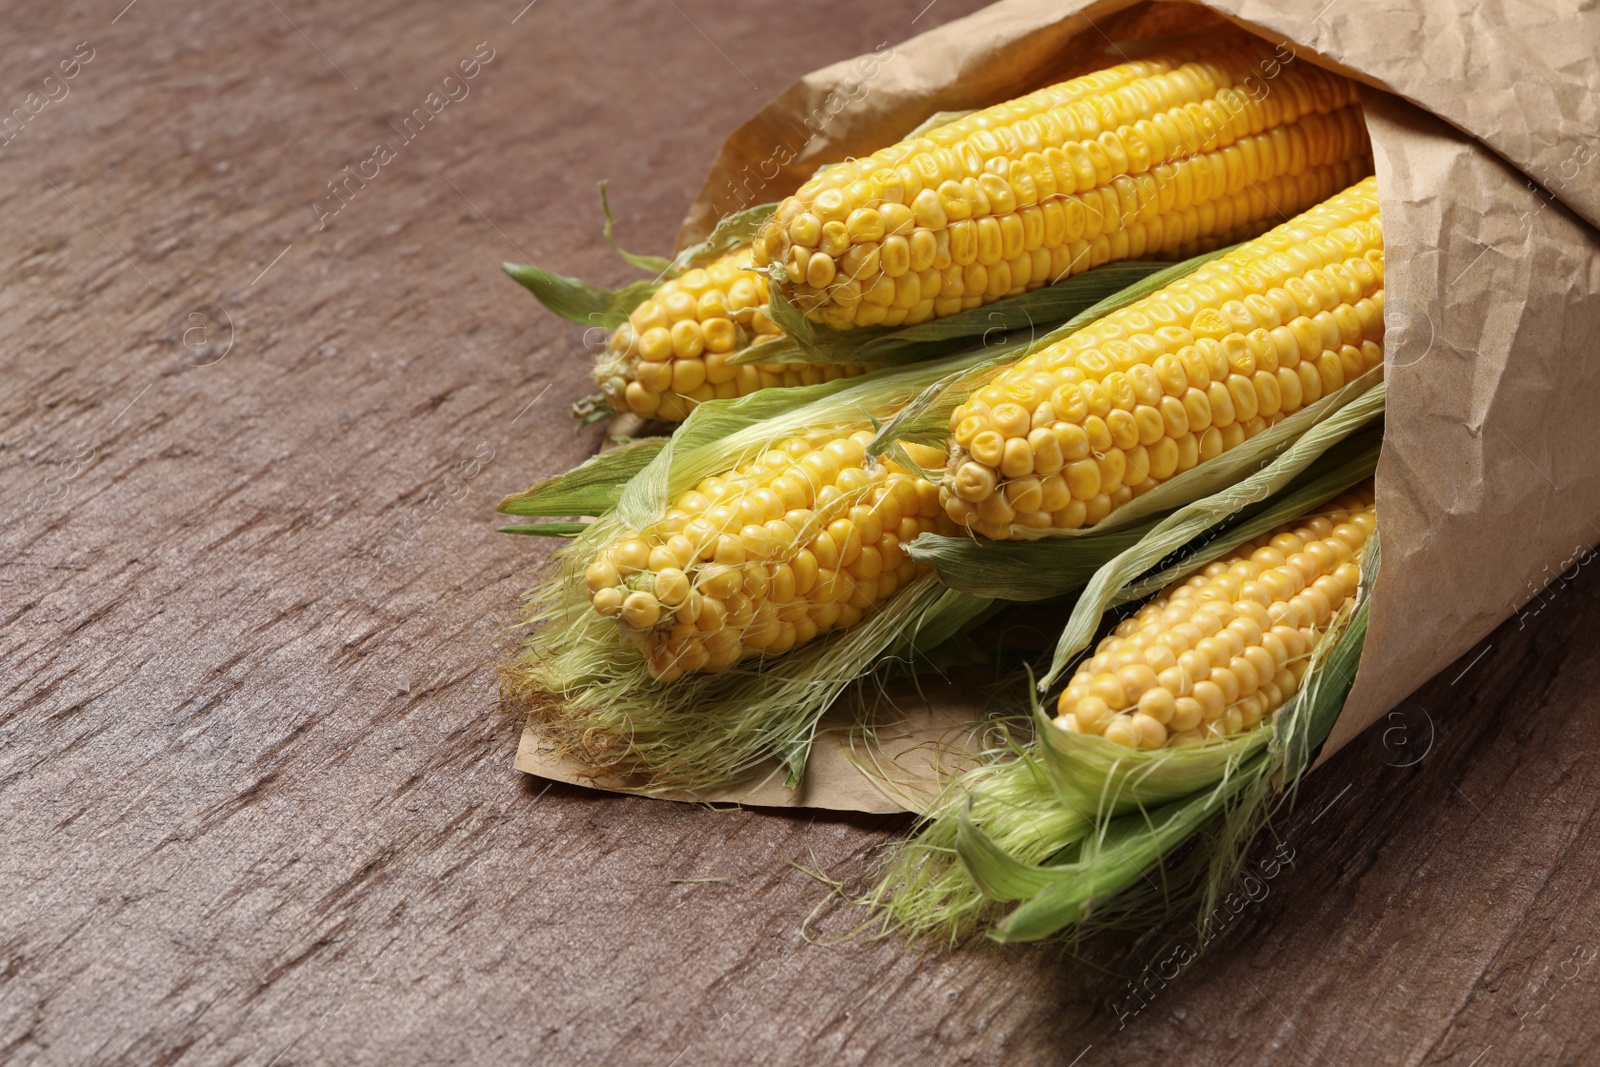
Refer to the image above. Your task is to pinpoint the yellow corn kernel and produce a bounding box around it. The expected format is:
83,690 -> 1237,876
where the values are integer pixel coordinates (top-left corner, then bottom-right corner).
1055,482 -> 1374,748
939,176 -> 1384,539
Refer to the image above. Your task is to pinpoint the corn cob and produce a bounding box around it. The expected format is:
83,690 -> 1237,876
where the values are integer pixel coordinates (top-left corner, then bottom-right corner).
941,175 -> 1384,540
583,430 -> 953,681
753,34 -> 1373,330
1056,483 -> 1375,748
593,247 -> 870,421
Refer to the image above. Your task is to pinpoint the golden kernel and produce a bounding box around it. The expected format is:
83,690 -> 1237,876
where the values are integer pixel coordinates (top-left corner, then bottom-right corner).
621,591 -> 662,630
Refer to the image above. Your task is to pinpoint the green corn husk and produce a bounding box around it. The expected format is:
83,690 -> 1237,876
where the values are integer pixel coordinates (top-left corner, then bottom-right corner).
992,548 -> 1373,943
863,731 -> 1090,940
754,259 -> 1188,368
498,437 -> 667,535
871,489 -> 1379,945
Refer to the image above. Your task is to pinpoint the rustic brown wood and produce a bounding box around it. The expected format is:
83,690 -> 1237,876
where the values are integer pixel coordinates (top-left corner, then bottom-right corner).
5,2 -> 1598,1065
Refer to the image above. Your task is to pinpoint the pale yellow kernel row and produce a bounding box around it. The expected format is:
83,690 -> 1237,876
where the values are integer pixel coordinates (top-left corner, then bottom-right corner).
1056,483 -> 1376,748
585,429 -> 954,681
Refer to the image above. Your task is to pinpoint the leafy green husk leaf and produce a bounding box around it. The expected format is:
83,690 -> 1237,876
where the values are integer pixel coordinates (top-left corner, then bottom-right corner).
988,544 -> 1374,943
864,727 -> 1090,942
498,522 -> 589,538
498,437 -> 668,518
611,345 -> 1020,531
987,775 -> 1256,941
597,179 -> 675,275
868,666 -> 1266,945
677,203 -> 778,269
500,265 -> 661,331
1113,426 -> 1381,607
748,255 -> 1229,368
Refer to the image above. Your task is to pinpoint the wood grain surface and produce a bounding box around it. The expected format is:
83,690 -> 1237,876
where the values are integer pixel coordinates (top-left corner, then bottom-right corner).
4,1 -> 1598,1065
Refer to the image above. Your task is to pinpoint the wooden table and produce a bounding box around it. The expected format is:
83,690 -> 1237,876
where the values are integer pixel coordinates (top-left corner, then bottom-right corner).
6,1 -> 1598,1063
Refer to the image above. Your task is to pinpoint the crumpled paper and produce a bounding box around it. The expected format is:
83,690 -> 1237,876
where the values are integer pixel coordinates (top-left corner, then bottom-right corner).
519,0 -> 1600,809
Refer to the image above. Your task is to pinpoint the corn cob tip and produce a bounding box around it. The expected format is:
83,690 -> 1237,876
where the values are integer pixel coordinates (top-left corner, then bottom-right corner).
592,247 -> 870,423
582,430 -> 954,679
593,249 -> 777,420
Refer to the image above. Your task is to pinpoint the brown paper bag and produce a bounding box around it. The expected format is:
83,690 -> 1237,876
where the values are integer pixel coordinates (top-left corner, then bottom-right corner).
517,0 -> 1600,810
